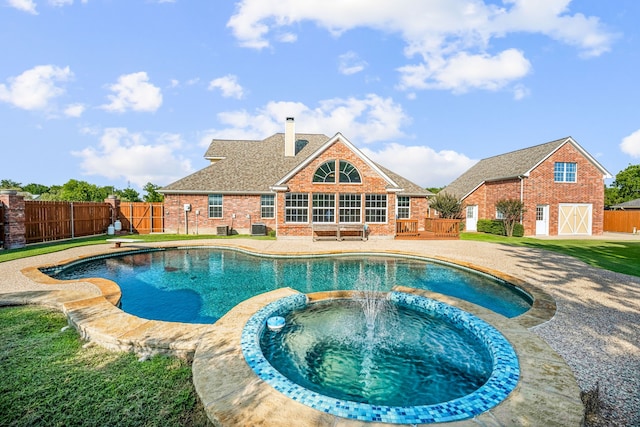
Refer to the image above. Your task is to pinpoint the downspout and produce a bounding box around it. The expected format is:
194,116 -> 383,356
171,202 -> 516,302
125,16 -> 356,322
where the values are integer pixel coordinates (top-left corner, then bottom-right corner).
275,192 -> 279,237
519,176 -> 524,225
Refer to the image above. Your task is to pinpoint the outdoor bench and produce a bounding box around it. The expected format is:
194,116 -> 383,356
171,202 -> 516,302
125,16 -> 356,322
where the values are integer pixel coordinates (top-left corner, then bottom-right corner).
312,224 -> 340,241
312,224 -> 367,241
338,224 -> 367,241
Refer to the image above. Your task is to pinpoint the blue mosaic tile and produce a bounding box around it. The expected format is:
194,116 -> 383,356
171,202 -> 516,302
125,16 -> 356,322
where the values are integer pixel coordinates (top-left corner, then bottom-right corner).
241,292 -> 520,424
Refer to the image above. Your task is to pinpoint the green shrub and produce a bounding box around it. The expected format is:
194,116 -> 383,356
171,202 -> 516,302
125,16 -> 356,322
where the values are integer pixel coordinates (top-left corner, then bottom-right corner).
477,219 -> 523,237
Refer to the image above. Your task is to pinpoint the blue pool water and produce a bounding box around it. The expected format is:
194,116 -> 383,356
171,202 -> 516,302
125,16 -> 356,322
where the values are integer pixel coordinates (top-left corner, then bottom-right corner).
49,247 -> 531,323
260,299 -> 493,406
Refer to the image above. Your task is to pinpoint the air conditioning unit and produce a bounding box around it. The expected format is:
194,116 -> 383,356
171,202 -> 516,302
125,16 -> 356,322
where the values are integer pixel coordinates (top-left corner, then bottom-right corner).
216,225 -> 229,236
251,223 -> 267,236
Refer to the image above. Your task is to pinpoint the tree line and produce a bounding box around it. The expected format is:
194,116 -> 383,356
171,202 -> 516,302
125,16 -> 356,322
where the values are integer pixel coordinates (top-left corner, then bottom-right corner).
604,164 -> 640,207
0,179 -> 164,203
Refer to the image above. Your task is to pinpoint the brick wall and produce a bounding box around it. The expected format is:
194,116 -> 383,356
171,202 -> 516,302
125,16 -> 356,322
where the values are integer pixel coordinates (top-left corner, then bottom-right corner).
523,143 -> 605,235
276,140 -> 399,238
163,194 -> 275,235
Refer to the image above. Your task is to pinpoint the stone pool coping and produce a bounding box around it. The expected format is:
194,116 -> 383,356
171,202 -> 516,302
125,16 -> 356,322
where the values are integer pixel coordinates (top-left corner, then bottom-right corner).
0,241 -> 582,425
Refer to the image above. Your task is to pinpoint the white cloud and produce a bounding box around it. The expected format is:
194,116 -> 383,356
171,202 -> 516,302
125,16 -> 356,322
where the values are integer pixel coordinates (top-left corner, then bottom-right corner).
362,143 -> 477,188
48,0 -> 73,6
397,49 -> 531,93
620,130 -> 640,158
208,74 -> 245,99
7,0 -> 37,14
227,1 -> 615,93
512,83 -> 530,100
72,128 -> 194,187
277,32 -> 297,43
100,72 -> 163,113
491,0 -> 616,58
64,103 -> 85,117
207,94 -> 409,144
0,65 -> 73,110
338,51 -> 368,75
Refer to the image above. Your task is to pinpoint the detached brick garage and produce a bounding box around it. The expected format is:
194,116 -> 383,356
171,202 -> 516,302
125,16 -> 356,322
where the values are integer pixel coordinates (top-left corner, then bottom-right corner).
442,137 -> 612,236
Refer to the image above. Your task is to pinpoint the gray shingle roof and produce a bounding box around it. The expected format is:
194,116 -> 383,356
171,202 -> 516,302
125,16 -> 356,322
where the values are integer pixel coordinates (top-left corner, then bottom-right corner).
161,132 -> 431,196
611,198 -> 640,209
376,164 -> 434,196
442,137 -> 586,199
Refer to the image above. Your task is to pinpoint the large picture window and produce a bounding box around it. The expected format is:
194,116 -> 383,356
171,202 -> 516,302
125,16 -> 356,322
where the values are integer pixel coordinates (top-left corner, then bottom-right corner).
208,194 -> 223,218
397,196 -> 410,219
312,193 -> 335,223
339,194 -> 361,223
261,194 -> 275,219
365,194 -> 387,223
285,193 -> 308,223
554,162 -> 577,182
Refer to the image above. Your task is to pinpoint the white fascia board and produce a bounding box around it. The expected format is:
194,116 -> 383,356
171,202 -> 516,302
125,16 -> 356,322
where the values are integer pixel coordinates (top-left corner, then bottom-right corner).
160,190 -> 271,195
269,185 -> 289,192
460,181 -> 485,201
274,133 -> 399,188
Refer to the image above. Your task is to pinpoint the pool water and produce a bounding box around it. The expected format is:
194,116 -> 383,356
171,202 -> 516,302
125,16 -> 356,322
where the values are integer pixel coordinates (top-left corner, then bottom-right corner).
260,298 -> 493,406
50,248 -> 531,323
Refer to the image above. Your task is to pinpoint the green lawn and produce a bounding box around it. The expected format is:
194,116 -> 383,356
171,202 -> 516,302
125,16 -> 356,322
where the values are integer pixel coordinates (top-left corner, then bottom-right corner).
0,305 -> 211,427
461,233 -> 640,277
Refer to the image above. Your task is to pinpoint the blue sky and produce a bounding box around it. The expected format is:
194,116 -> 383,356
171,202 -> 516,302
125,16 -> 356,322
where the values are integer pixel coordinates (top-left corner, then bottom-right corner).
1,1 -> 638,192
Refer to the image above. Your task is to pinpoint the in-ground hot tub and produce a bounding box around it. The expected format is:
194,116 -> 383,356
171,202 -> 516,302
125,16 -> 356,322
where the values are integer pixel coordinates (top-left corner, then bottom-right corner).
242,292 -> 520,424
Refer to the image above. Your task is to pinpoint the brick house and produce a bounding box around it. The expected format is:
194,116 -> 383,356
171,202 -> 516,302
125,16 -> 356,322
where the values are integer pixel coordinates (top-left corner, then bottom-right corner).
160,118 -> 432,239
442,137 -> 612,236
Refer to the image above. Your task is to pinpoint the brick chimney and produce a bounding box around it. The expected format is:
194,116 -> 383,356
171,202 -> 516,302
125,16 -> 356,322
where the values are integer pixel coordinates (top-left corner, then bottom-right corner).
285,117 -> 295,157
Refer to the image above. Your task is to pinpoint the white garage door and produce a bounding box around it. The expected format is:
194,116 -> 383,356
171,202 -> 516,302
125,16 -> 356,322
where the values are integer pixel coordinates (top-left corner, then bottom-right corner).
558,204 -> 592,235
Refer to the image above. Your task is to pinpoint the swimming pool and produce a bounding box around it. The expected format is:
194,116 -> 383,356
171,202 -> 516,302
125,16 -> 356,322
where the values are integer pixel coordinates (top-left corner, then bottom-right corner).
47,247 -> 531,323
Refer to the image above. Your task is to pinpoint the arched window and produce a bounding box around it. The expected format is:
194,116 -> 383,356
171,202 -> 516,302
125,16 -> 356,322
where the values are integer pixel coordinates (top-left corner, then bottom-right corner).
313,160 -> 336,183
339,160 -> 361,183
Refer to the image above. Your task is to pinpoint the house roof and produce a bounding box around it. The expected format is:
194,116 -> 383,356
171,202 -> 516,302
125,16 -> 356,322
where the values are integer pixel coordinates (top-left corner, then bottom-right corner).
610,198 -> 640,209
442,137 -> 612,200
160,132 -> 431,197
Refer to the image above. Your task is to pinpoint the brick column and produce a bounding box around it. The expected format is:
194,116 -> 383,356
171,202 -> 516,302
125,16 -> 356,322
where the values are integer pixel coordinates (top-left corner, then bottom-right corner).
104,195 -> 120,225
0,190 -> 26,249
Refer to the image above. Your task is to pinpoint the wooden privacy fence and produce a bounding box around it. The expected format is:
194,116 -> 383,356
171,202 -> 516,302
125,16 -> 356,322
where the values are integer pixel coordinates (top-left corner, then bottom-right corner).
24,201 -> 112,244
117,202 -> 164,234
604,210 -> 640,233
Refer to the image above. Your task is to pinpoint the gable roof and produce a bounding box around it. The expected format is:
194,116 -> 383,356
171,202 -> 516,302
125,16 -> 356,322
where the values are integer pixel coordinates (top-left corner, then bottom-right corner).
442,137 -> 612,200
275,133 -> 399,188
161,132 -> 431,197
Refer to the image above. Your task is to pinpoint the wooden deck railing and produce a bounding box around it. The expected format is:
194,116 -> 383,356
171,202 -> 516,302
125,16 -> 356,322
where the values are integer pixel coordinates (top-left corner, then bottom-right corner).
396,219 -> 419,236
424,218 -> 461,238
